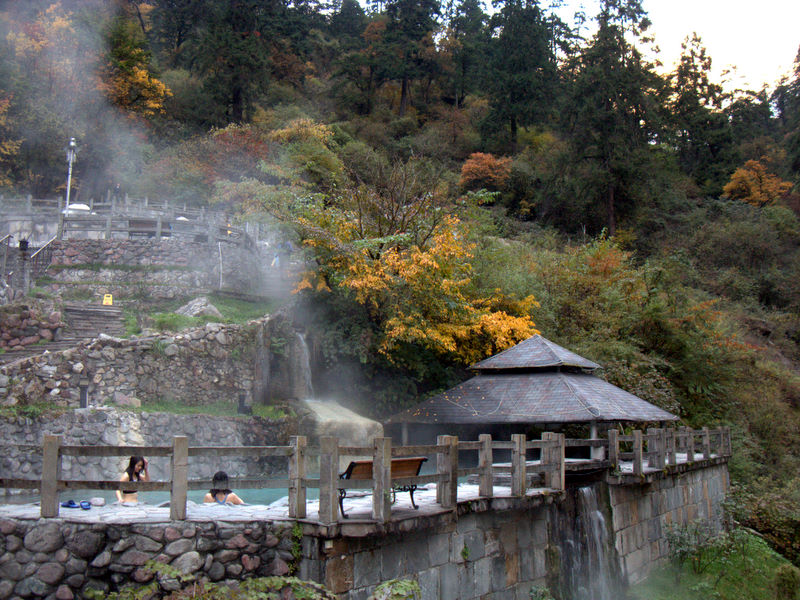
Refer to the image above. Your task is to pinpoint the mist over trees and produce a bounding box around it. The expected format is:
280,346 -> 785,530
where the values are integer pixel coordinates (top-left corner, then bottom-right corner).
2,0 -> 800,566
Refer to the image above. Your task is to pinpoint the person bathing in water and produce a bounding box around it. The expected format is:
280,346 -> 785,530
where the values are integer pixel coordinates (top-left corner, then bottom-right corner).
204,471 -> 244,505
117,455 -> 149,503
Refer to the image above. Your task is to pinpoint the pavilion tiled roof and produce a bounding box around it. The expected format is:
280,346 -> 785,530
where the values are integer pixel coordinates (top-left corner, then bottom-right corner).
387,335 -> 678,425
469,334 -> 601,371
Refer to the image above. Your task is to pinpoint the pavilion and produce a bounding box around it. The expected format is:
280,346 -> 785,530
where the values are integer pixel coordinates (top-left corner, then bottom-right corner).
386,334 -> 678,448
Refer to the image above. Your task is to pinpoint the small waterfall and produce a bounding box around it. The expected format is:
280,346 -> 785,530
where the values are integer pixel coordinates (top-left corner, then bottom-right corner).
293,332 -> 314,400
552,483 -> 621,600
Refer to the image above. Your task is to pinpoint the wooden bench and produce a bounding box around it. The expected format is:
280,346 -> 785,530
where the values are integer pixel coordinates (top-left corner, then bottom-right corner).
338,456 -> 428,518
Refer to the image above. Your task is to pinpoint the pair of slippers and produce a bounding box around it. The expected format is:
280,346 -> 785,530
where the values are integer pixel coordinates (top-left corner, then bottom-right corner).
60,500 -> 91,510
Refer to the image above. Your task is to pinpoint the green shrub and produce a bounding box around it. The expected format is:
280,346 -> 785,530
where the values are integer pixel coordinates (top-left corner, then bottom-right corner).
776,564 -> 800,600
368,579 -> 421,600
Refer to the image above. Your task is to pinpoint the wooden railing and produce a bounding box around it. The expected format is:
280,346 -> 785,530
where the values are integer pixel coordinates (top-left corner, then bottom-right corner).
0,427 -> 731,523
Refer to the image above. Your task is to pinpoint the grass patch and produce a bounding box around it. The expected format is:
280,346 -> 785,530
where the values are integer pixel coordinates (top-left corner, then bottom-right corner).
628,530 -> 798,600
207,293 -> 276,322
251,403 -> 293,419
0,402 -> 66,420
137,398 -> 240,416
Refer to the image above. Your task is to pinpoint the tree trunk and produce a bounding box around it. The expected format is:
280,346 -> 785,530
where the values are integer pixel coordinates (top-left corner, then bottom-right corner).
607,185 -> 616,236
399,76 -> 410,116
510,114 -> 518,152
231,85 -> 244,123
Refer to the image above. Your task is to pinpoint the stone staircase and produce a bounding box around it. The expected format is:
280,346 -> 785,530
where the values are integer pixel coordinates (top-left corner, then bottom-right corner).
62,302 -> 125,340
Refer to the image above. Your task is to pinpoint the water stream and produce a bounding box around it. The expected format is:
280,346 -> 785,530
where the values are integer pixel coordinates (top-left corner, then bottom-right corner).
551,483 -> 622,600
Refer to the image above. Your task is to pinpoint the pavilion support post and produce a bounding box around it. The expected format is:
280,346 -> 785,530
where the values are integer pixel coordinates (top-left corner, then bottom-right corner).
478,434 -> 493,498
170,436 -> 188,520
608,430 -> 619,470
632,430 -> 643,476
372,437 -> 392,523
701,427 -> 711,460
288,436 -> 307,519
511,434 -> 526,497
318,436 -> 339,524
41,435 -> 61,518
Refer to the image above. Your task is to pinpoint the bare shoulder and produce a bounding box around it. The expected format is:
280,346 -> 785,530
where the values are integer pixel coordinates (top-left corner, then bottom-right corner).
203,493 -> 214,503
229,493 -> 244,505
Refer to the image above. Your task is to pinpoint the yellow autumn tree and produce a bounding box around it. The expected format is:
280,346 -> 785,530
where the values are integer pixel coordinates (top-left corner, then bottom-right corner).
722,158 -> 793,207
296,189 -> 538,367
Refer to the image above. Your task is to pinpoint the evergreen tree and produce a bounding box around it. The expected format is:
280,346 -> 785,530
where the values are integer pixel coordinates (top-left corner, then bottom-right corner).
667,34 -> 736,196
559,0 -> 665,234
382,0 -> 441,115
192,0 -> 275,123
486,0 -> 560,148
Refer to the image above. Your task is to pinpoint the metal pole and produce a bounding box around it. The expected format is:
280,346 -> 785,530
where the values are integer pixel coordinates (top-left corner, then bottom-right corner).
65,138 -> 76,208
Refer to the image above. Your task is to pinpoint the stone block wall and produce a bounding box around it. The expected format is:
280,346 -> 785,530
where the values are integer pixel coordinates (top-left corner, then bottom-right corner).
0,408 -> 295,489
304,503 -> 552,600
609,462 -> 730,584
0,517 -> 297,599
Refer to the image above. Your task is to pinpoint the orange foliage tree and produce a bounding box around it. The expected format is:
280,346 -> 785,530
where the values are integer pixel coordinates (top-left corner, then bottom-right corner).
459,152 -> 512,191
296,190 -> 538,367
722,158 -> 793,207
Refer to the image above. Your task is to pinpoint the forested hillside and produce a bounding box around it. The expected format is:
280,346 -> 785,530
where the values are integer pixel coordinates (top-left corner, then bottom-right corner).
1,0 -> 800,564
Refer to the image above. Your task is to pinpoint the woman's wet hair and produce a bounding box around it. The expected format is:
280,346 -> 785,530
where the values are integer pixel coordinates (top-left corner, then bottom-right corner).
210,471 -> 232,495
125,455 -> 145,481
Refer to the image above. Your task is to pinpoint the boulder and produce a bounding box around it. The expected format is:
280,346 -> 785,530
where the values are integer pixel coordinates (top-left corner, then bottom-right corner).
175,297 -> 223,319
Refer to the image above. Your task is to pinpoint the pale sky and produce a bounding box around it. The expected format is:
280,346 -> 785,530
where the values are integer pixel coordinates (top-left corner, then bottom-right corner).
557,0 -> 800,92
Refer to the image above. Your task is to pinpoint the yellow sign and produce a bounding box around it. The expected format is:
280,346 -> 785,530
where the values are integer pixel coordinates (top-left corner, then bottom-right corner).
102,294 -> 113,306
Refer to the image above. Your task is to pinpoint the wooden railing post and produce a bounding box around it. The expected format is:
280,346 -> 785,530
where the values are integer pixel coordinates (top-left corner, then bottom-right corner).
607,430 -> 619,469
436,435 -> 446,505
511,433 -> 526,497
543,432 -> 565,491
437,435 -> 458,509
318,436 -> 339,524
723,426 -> 732,457
372,437 -> 392,522
288,436 -> 307,519
686,427 -> 695,462
478,434 -> 493,498
170,436 -> 188,520
41,435 -> 61,518
633,430 -> 643,476
647,428 -> 662,469
702,427 -> 711,459
105,216 -> 111,239
665,429 -> 676,466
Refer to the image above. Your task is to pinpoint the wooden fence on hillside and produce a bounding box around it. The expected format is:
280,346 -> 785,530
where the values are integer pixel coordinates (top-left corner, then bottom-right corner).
0,427 -> 731,523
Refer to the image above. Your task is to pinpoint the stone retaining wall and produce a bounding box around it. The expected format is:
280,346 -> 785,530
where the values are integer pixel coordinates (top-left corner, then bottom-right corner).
609,462 -> 730,584
0,408 -> 295,488
0,517 -> 297,599
45,240 -> 265,297
0,303 -> 64,352
0,321 -> 260,408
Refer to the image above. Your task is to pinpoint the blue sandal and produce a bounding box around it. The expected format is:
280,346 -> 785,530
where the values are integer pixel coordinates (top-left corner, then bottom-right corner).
80,501 -> 91,510
60,500 -> 79,508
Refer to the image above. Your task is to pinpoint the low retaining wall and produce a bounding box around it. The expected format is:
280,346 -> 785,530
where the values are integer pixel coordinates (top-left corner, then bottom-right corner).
0,409 -> 295,489
0,517 -> 297,600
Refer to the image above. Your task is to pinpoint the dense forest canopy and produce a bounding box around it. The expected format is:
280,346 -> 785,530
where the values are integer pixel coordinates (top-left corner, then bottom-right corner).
1,0 -> 800,565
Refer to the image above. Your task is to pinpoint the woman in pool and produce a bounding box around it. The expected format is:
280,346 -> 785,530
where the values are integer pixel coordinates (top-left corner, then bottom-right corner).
116,455 -> 149,503
204,471 -> 244,505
